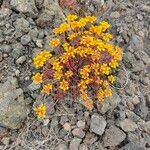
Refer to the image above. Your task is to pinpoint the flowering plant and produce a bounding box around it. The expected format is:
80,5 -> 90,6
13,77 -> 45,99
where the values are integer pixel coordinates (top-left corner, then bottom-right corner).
32,15 -> 123,118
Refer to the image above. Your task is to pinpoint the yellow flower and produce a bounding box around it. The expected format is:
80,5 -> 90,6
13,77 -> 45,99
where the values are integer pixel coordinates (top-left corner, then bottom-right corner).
90,63 -> 100,75
63,42 -> 70,51
65,70 -> 73,78
60,79 -> 69,91
103,80 -> 109,87
32,73 -> 43,84
53,23 -> 69,34
80,35 -> 94,46
49,38 -> 60,47
102,33 -> 113,42
34,104 -> 46,119
91,52 -> 100,61
54,71 -> 62,80
70,21 -> 80,30
104,88 -> 112,97
99,21 -> 110,32
80,90 -> 89,100
78,18 -> 88,28
66,14 -> 77,22
100,64 -> 111,75
67,32 -> 79,40
80,65 -> 90,79
78,80 -> 87,90
33,50 -> 51,68
41,84 -> 52,95
97,89 -> 105,101
86,16 -> 97,23
109,60 -> 118,68
108,75 -> 115,83
84,99 -> 93,110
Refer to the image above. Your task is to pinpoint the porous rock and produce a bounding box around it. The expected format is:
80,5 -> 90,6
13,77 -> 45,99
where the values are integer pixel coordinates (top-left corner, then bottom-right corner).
0,77 -> 28,129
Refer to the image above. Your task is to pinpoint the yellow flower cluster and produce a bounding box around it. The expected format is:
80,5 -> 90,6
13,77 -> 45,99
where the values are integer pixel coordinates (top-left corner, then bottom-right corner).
34,104 -> 46,119
41,84 -> 52,95
32,73 -> 43,84
33,50 -> 52,68
49,38 -> 60,47
32,14 -> 123,114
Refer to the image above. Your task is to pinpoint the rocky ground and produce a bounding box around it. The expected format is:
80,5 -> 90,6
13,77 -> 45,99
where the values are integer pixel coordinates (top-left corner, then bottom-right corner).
0,0 -> 150,150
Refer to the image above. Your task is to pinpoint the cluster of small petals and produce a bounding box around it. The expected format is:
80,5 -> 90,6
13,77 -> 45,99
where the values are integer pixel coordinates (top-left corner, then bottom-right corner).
108,75 -> 115,83
66,14 -> 78,22
32,73 -> 43,84
60,79 -> 69,91
102,33 -> 113,42
100,64 -> 111,75
33,50 -> 51,68
65,70 -> 73,78
34,104 -> 46,119
41,84 -> 52,95
53,23 -> 70,34
99,21 -> 111,32
49,38 -> 60,47
32,14 -> 123,113
86,16 -> 97,23
80,65 -> 90,79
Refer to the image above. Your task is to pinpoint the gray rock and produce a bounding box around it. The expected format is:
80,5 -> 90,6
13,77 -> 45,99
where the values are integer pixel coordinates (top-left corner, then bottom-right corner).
60,116 -> 69,125
55,143 -> 69,150
27,82 -> 41,91
10,0 -> 38,17
83,132 -> 98,145
36,9 -> 55,28
134,101 -> 148,119
120,142 -> 145,150
0,77 -> 28,129
77,120 -> 86,129
79,144 -> 88,150
14,18 -> 30,33
28,28 -> 38,39
72,128 -> 85,138
145,121 -> 150,134
21,34 -> 31,45
130,35 -> 143,51
1,137 -> 10,145
12,43 -> 25,59
69,138 -> 82,150
110,11 -> 120,19
90,114 -> 106,135
140,4 -> 150,13
36,39 -> 43,48
0,126 -> 8,137
0,45 -> 12,53
125,109 -> 141,123
119,119 -> 138,132
132,61 -> 145,73
97,90 -> 121,114
16,56 -> 26,64
130,96 -> 140,105
0,8 -> 12,19
137,14 -> 143,20
127,132 -> 139,142
103,126 -> 126,147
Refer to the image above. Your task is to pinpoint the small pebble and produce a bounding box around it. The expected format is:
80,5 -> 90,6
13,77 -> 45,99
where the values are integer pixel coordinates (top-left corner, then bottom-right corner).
77,120 -> 86,129
16,56 -> 26,64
